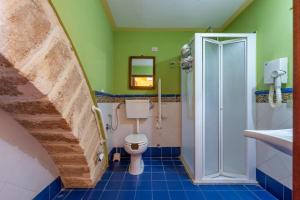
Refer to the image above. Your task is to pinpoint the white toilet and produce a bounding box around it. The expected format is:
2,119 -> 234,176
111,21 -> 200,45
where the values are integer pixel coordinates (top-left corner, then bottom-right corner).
124,100 -> 149,175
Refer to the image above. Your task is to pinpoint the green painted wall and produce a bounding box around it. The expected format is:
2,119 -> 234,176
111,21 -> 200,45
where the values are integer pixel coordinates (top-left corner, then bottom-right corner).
51,0 -> 114,92
225,0 -> 293,90
113,31 -> 194,94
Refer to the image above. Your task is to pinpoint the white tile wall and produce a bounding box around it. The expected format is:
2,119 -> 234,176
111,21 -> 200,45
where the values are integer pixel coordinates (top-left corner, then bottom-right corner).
0,109 -> 59,200
256,103 -> 293,189
98,102 -> 181,150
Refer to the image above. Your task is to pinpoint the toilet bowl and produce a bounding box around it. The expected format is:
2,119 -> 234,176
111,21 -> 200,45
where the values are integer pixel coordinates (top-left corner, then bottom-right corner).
124,133 -> 148,175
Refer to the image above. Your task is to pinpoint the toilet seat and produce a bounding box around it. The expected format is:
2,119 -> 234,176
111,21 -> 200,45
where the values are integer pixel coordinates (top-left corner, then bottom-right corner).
125,134 -> 148,145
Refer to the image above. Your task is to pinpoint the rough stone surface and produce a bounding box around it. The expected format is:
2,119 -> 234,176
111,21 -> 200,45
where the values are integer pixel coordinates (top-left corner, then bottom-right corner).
0,0 -> 106,188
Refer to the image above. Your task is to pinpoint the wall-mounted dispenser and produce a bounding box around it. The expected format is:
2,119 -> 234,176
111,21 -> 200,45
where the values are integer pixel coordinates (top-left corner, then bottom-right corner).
264,57 -> 288,107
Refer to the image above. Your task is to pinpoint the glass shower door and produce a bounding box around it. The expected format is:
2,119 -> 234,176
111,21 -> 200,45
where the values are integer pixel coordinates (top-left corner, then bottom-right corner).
222,40 -> 247,177
203,39 -> 220,177
203,38 -> 248,178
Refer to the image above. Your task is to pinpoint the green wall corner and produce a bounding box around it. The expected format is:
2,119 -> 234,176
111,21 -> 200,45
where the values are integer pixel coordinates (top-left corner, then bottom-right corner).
225,0 -> 293,90
51,0 -> 114,93
113,31 -> 194,94
51,0 -> 293,94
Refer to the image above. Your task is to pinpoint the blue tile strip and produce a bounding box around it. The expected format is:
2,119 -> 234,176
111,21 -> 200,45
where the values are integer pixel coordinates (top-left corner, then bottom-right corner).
33,177 -> 62,200
255,88 -> 293,95
256,169 -> 292,200
255,88 -> 293,103
53,158 -> 278,200
109,147 -> 181,162
95,91 -> 181,103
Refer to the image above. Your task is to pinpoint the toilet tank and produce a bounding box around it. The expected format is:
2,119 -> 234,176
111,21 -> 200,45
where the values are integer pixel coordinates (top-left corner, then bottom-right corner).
125,100 -> 150,119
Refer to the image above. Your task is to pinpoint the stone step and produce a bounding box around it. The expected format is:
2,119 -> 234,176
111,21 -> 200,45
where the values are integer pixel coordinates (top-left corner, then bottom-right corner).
62,177 -> 94,189
51,154 -> 87,165
0,98 -> 59,115
14,114 -> 71,130
58,165 -> 90,178
30,130 -> 78,144
42,143 -> 83,154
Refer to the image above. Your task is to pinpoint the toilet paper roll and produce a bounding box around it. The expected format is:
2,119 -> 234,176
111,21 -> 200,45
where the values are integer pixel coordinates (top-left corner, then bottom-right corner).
98,152 -> 104,161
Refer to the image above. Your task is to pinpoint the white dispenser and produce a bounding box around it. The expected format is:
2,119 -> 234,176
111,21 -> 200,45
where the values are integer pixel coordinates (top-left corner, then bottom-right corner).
264,57 -> 288,108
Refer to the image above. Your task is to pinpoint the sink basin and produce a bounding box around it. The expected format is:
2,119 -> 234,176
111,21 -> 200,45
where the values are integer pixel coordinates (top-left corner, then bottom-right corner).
244,129 -> 293,155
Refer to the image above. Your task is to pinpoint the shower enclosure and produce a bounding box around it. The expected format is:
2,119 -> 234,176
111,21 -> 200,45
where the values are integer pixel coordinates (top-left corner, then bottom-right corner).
181,33 -> 256,183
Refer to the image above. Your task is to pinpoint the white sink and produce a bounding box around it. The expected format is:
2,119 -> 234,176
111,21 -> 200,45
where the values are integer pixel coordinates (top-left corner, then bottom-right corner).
244,129 -> 293,155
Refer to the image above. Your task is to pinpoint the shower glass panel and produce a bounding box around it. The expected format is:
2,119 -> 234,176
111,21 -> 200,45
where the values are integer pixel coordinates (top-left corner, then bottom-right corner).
222,40 -> 247,176
203,38 -> 248,179
181,40 -> 195,178
181,33 -> 256,183
204,40 -> 220,177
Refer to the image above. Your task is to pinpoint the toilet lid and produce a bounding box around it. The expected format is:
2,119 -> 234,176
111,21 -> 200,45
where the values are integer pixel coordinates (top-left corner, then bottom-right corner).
125,134 -> 148,144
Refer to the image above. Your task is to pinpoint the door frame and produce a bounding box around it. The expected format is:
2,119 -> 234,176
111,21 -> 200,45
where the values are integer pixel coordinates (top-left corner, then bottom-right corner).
293,0 -> 299,199
194,33 -> 256,183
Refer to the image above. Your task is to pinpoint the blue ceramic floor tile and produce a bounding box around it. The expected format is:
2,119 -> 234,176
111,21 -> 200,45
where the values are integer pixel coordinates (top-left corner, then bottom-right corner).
152,160 -> 163,166
252,190 -> 278,200
164,165 -> 177,173
152,166 -> 164,172
218,191 -> 240,200
106,181 -> 122,190
49,158 -> 279,200
102,172 -> 112,180
165,173 -> 180,181
100,191 -> 119,200
245,184 -> 264,191
167,181 -> 184,190
117,191 -> 135,200
181,181 -> 199,191
169,190 -> 188,200
137,173 -> 151,181
185,191 -> 205,200
95,180 -> 107,190
152,172 -> 166,180
152,181 -> 168,190
136,181 -> 152,190
64,190 -> 88,200
121,181 -> 137,190
53,190 -> 71,200
49,178 -> 62,200
84,190 -> 102,200
153,191 -> 170,200
198,185 -> 216,191
202,191 -> 223,200
124,173 -> 139,181
235,191 -> 260,200
144,166 -> 152,173
110,172 -> 125,181
135,191 -> 152,200
163,161 -> 174,166
177,172 -> 189,181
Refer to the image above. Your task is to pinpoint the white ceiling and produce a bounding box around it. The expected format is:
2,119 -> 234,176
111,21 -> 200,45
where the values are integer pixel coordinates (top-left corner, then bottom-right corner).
106,0 -> 249,29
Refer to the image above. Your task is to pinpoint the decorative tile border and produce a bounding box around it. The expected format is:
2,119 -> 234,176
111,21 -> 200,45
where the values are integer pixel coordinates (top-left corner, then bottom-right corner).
256,169 -> 292,200
33,177 -> 62,200
95,91 -> 181,103
109,147 -> 181,161
256,88 -> 293,103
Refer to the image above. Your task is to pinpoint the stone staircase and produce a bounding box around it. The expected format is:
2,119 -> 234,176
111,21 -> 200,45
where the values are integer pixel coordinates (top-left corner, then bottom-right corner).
0,0 -> 107,188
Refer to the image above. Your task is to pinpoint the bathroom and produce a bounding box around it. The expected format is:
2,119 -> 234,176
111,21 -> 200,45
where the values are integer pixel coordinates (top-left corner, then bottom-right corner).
0,0 -> 297,199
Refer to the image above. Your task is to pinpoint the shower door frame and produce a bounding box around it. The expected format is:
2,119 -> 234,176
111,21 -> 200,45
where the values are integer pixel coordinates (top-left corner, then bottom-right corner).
194,33 -> 257,183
